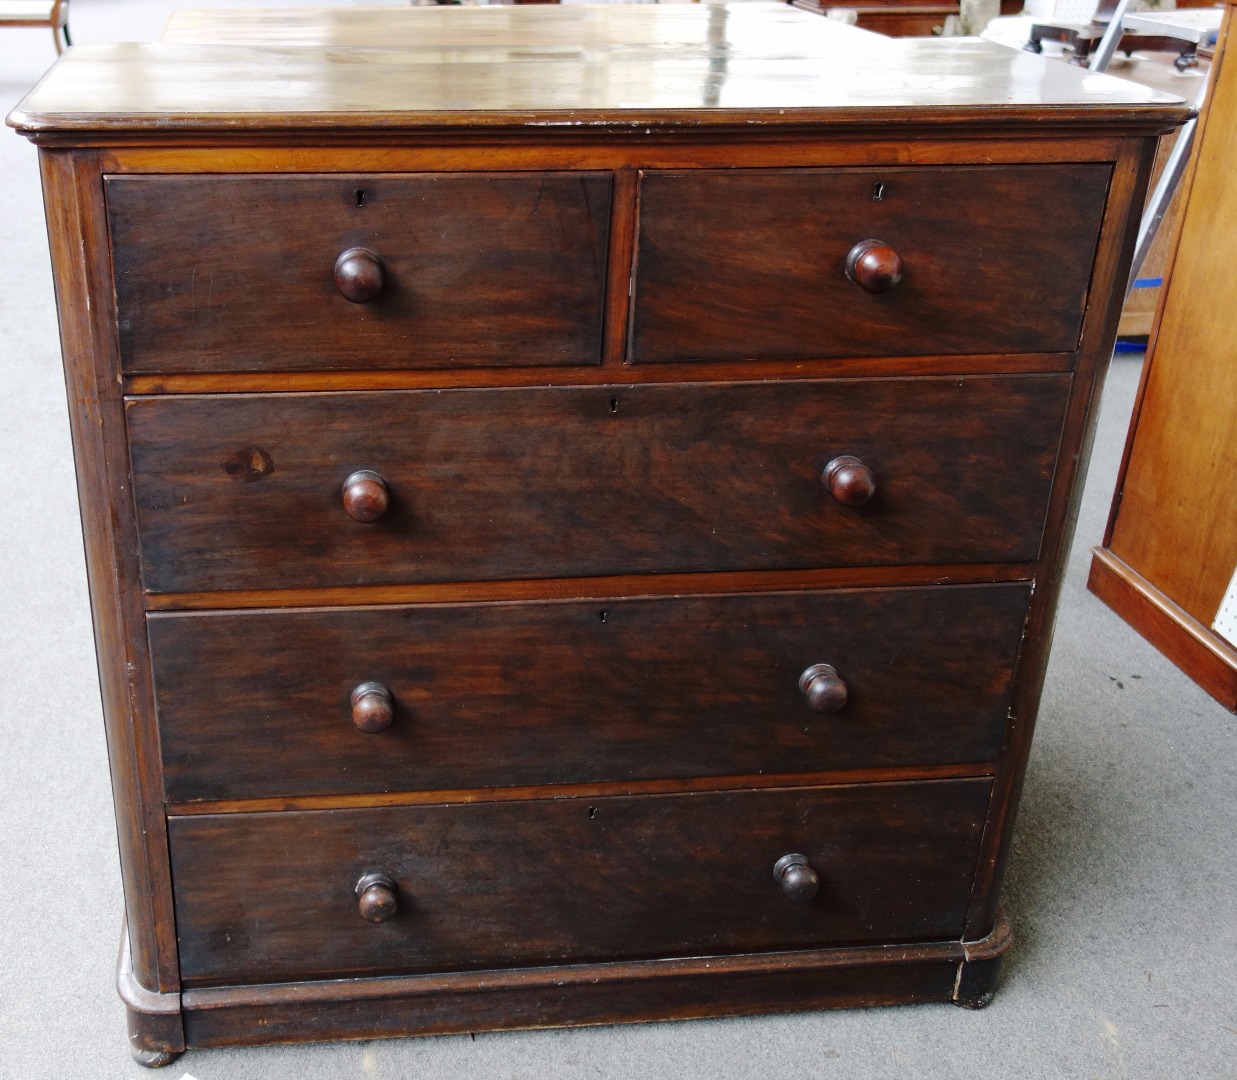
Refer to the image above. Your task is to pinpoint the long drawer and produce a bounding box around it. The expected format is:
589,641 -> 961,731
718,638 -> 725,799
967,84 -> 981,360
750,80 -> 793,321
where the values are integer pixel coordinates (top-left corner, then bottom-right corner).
106,172 -> 612,373
127,375 -> 1070,594
630,164 -> 1111,363
169,779 -> 992,986
151,583 -> 1028,803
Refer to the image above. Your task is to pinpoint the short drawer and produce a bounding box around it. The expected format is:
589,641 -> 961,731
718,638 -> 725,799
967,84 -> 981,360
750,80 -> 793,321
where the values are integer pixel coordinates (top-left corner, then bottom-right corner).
151,583 -> 1028,803
169,779 -> 992,986
630,164 -> 1111,363
106,172 -> 612,373
127,375 -> 1069,594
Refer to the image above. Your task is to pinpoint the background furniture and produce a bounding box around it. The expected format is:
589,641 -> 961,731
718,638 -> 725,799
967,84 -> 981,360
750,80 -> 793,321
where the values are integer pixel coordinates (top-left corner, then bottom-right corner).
0,0 -> 69,53
8,3 -> 1187,1066
1089,0 -> 1237,711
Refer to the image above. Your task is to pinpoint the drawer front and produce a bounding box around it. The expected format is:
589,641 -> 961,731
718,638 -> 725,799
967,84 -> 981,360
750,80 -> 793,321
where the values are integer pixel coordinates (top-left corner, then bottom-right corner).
106,172 -> 612,373
169,779 -> 992,985
128,375 -> 1069,594
152,583 -> 1028,803
630,164 -> 1111,363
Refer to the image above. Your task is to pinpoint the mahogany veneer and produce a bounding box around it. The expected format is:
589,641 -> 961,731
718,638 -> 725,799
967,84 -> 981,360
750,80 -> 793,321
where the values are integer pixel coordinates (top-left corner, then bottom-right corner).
7,3 -> 1189,1067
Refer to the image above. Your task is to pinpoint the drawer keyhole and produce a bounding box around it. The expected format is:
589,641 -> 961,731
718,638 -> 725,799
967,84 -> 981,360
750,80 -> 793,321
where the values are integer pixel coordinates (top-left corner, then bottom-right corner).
872,181 -> 885,201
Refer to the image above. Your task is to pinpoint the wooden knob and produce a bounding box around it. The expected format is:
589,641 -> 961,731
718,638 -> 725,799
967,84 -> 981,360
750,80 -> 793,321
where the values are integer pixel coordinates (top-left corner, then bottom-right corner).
342,470 -> 389,523
355,872 -> 398,923
334,247 -> 384,303
350,682 -> 394,733
773,854 -> 819,902
845,239 -> 903,293
799,664 -> 848,714
823,455 -> 876,506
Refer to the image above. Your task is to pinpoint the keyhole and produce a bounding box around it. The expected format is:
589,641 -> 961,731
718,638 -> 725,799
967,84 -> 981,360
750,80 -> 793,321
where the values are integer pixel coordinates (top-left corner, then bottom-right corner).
609,398 -> 619,414
599,610 -> 607,623
588,806 -> 598,819
872,182 -> 885,201
355,188 -> 367,207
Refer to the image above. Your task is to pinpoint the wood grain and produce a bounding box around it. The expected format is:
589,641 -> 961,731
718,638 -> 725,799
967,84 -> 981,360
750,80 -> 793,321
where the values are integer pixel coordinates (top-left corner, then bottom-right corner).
6,8 -> 1189,140
1105,4 -> 1237,632
127,375 -> 1070,594
631,164 -> 1111,362
38,151 -> 180,993
1089,547 -> 1237,710
107,172 -> 611,373
168,779 -> 991,986
149,583 -> 1029,802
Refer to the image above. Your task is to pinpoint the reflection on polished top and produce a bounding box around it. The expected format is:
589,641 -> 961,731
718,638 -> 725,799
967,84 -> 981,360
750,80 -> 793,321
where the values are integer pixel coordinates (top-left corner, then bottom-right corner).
8,4 -> 1188,136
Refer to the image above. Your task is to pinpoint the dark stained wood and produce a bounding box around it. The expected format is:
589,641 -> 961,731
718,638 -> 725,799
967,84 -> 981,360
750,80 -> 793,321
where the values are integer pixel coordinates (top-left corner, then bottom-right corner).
106,172 -> 612,373
179,948 -> 962,1048
12,2 -> 1185,1057
845,239 -> 903,294
630,165 -> 1112,363
149,584 -> 1028,803
773,854 -> 821,901
6,8 -> 1189,142
822,455 -> 876,507
127,376 -> 1070,595
333,247 -> 384,304
169,910 -> 1011,1047
799,663 -> 849,714
38,151 -> 180,994
962,136 -> 1161,940
349,682 -> 394,734
169,779 -> 991,986
340,470 -> 389,524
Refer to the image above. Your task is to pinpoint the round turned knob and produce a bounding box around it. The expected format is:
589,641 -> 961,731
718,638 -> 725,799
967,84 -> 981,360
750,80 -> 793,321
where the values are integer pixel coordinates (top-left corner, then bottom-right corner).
822,455 -> 876,506
845,239 -> 903,294
350,681 -> 394,733
773,854 -> 819,902
355,872 -> 398,923
799,663 -> 848,714
334,247 -> 385,303
342,470 -> 389,523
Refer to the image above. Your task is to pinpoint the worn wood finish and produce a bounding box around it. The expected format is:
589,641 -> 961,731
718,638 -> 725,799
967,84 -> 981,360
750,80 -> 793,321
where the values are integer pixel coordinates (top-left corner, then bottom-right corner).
7,8 -> 1188,141
150,584 -> 1028,803
1091,5 -> 1237,710
9,3 -> 1186,1059
37,150 -> 180,994
107,172 -> 611,373
631,165 -> 1110,362
127,376 -> 1070,594
169,779 -> 991,986
962,137 -> 1161,940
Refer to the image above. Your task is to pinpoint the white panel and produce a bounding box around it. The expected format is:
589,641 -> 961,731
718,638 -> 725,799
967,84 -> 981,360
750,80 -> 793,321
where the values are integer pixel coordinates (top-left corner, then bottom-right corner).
1211,565 -> 1237,647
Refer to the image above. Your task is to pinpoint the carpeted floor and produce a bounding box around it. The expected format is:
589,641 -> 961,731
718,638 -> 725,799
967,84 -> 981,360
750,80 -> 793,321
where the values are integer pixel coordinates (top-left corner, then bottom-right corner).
0,4 -> 1233,1077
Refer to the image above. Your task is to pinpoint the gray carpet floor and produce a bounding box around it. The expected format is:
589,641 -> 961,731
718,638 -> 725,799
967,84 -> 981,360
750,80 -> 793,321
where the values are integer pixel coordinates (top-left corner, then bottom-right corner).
1,4 -> 1234,1077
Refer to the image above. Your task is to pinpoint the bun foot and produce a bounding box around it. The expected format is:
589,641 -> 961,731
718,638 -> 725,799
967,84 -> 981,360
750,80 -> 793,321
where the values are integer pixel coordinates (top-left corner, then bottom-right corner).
130,1046 -> 183,1068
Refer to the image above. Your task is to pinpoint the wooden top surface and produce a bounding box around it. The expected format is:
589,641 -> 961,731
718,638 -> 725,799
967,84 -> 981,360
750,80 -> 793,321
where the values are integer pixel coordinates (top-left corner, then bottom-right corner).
8,4 -> 1190,139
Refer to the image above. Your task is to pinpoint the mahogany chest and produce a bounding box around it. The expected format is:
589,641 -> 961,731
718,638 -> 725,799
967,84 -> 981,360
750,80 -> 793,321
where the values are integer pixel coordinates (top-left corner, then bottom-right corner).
7,5 -> 1188,1066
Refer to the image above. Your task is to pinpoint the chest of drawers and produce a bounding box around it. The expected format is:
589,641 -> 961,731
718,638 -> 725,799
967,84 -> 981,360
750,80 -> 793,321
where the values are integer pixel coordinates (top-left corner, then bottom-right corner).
8,4 -> 1188,1067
